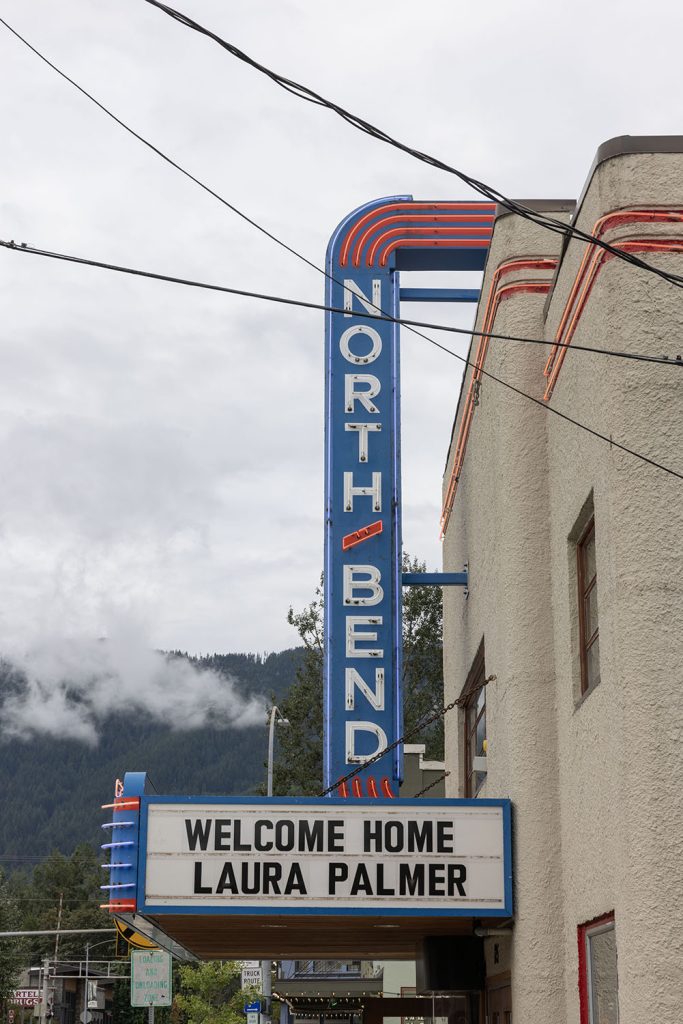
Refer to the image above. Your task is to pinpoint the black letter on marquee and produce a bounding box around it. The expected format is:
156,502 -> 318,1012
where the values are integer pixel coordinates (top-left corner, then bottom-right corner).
284,863 -> 307,895
428,864 -> 445,896
233,819 -> 251,852
185,819 -> 211,851
384,822 -> 403,853
447,863 -> 467,897
350,864 -> 373,896
193,862 -> 212,894
216,862 -> 238,895
242,862 -> 262,895
299,820 -> 324,852
262,862 -> 283,894
398,864 -> 424,896
254,820 -> 274,852
328,821 -> 345,852
436,821 -> 454,853
215,819 -> 231,850
329,863 -> 348,894
275,820 -> 295,851
407,820 -> 432,853
363,820 -> 383,853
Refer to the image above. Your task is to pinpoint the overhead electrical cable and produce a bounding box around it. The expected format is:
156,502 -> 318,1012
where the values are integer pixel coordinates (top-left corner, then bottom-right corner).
0,14 -> 325,282
1,19 -> 680,483
141,0 -> 683,291
0,239 -> 679,368
2,17 -> 679,376
2,238 -> 681,485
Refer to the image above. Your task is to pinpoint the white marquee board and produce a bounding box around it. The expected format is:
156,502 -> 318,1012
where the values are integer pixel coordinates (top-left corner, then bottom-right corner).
138,798 -> 512,917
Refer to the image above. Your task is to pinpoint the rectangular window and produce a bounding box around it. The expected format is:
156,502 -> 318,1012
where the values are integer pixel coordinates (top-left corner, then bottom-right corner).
578,914 -> 619,1024
577,516 -> 600,694
462,642 -> 487,797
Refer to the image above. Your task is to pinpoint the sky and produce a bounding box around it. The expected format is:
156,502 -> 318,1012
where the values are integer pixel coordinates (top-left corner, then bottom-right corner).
0,0 -> 681,671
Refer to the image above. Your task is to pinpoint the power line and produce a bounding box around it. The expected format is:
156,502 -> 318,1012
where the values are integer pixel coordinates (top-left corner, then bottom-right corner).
2,19 -> 679,375
0,14 -> 324,283
2,238 -> 680,483
3,12 -> 682,491
1,238 -> 679,370
3,237 -> 679,489
141,0 -> 683,292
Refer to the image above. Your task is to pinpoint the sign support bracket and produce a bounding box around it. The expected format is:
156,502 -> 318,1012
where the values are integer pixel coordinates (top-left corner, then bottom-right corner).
402,566 -> 469,593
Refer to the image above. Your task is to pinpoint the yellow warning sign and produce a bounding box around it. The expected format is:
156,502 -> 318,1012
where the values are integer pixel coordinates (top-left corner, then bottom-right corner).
115,919 -> 158,952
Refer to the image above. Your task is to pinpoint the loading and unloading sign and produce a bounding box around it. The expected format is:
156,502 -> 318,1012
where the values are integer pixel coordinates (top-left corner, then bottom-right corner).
130,951 -> 172,1007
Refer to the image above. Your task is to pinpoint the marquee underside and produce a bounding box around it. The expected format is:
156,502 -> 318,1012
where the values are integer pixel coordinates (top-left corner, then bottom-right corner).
134,913 -> 486,960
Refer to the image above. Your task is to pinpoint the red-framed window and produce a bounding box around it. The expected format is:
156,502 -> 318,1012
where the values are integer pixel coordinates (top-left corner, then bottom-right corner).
577,516 -> 600,694
578,913 -> 619,1024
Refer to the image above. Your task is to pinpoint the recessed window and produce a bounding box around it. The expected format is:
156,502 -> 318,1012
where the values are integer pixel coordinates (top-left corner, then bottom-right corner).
578,914 -> 619,1024
577,516 -> 600,694
462,642 -> 487,797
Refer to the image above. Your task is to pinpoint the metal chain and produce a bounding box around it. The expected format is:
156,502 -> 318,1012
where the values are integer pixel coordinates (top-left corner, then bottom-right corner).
319,675 -> 495,797
413,771 -> 451,799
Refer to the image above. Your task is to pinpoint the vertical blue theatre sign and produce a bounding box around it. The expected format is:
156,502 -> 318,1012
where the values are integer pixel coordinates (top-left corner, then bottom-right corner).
323,196 -> 494,793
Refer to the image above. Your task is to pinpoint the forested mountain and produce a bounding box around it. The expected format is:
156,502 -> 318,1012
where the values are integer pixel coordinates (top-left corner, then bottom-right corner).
0,649 -> 303,866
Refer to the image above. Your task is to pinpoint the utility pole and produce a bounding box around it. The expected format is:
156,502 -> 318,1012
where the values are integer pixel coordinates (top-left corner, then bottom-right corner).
40,958 -> 50,1024
83,943 -> 90,1024
263,707 -> 289,1024
50,894 -> 63,1020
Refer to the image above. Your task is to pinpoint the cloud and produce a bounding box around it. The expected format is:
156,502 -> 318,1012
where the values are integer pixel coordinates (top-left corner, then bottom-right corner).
0,610 -> 266,745
1,0 -> 680,657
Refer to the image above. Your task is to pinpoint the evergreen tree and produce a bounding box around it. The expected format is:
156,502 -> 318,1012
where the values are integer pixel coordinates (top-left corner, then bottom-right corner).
11,845 -> 111,964
273,554 -> 444,795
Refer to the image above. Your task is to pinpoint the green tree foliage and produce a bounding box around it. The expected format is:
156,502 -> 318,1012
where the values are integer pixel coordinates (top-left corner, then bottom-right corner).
0,869 -> 25,1014
9,845 -> 111,965
273,555 -> 444,795
174,961 -> 260,1024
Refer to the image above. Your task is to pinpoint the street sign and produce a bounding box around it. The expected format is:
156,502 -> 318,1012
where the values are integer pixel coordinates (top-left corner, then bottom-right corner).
244,1002 -> 261,1013
246,1014 -> 259,1024
241,963 -> 262,990
116,920 -> 158,952
130,950 -> 173,1007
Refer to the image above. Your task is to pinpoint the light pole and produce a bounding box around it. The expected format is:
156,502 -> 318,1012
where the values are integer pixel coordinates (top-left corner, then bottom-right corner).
267,705 -> 289,800
263,706 -> 289,1024
83,937 -> 115,1024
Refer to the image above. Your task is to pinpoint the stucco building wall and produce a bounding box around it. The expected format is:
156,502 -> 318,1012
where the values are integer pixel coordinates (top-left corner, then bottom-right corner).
441,138 -> 683,1023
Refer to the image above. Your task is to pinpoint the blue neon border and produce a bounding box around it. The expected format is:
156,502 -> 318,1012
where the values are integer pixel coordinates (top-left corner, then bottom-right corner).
135,796 -> 512,918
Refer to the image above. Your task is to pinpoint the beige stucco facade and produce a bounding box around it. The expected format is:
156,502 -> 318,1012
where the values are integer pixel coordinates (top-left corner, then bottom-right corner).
441,138 -> 683,1023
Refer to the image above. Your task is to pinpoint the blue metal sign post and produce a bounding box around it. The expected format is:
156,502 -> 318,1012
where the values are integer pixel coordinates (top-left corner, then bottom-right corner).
323,197 -> 495,795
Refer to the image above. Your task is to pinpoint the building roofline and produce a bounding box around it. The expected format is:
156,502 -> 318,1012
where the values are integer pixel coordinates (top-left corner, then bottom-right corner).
442,199 -> 572,481
544,135 -> 683,318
